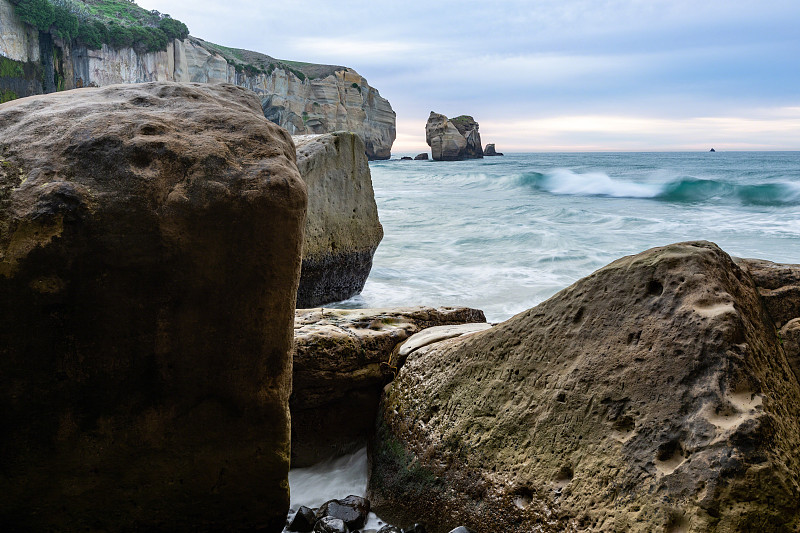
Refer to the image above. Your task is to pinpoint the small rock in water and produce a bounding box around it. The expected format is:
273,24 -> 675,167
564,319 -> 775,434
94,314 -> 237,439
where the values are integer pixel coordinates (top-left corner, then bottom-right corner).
377,526 -> 402,533
315,516 -> 349,533
288,506 -> 317,532
317,495 -> 370,529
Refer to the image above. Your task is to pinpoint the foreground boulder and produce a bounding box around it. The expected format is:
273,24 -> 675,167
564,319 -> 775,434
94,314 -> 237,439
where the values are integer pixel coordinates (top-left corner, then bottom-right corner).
294,132 -> 383,307
369,242 -> 800,532
292,306 -> 486,466
425,112 -> 483,161
0,82 -> 306,531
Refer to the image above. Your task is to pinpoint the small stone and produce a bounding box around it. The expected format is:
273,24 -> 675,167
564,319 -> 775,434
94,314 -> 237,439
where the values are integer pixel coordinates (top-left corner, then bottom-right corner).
400,156 -> 413,160
288,506 -> 317,532
377,527 -> 402,533
316,495 -> 370,530
315,516 -> 349,533
448,527 -> 477,533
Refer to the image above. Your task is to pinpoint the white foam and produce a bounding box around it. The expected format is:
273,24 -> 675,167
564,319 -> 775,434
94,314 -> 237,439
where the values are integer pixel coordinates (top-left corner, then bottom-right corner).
542,168 -> 661,198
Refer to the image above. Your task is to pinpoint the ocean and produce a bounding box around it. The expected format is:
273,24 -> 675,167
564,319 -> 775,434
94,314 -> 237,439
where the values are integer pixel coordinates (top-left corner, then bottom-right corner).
334,151 -> 800,323
289,151 -> 800,527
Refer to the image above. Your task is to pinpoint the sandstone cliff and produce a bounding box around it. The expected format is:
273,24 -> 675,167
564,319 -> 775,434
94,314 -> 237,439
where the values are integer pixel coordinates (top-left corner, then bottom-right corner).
0,0 -> 396,159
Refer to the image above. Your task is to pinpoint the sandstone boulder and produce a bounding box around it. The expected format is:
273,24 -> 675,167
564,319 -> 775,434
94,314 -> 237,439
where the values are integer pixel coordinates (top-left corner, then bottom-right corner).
292,306 -> 486,467
369,242 -> 800,532
425,112 -> 483,161
0,82 -> 306,531
294,132 -> 383,308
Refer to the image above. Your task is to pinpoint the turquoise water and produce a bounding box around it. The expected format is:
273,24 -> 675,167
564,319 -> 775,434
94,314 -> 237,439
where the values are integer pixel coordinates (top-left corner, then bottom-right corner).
334,152 -> 800,323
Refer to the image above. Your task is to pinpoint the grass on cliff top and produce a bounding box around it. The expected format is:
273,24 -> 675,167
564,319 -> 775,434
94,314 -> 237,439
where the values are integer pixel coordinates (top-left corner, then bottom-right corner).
9,0 -> 189,52
195,38 -> 345,81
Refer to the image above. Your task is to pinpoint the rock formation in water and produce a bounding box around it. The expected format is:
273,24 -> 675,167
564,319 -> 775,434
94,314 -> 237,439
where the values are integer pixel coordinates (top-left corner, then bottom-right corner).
293,132 -> 383,307
292,306 -> 487,467
414,153 -> 429,160
425,112 -> 483,161
0,0 -> 396,159
0,82 -> 306,531
369,241 -> 800,532
484,143 -> 503,156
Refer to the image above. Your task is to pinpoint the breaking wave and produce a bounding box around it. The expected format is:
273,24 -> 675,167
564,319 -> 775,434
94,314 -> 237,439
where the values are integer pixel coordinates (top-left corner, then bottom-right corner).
518,169 -> 800,206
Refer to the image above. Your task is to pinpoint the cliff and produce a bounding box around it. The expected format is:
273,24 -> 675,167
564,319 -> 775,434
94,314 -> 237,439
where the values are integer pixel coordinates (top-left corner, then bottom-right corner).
0,0 -> 396,159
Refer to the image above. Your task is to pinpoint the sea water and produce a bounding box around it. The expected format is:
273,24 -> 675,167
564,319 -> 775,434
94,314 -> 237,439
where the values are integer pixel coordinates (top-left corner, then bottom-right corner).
291,152 -> 800,523
336,151 -> 800,323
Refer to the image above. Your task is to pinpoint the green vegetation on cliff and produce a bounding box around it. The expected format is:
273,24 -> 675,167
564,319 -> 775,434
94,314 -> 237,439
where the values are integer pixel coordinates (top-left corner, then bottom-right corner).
9,0 -> 189,52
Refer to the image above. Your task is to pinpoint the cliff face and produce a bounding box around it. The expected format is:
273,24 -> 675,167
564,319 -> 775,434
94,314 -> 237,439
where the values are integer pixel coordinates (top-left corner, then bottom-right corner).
0,0 -> 396,159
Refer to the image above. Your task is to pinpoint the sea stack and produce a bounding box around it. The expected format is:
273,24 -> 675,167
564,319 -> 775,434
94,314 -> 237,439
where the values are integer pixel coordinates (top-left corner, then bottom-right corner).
484,143 -> 503,156
425,112 -> 483,161
0,82 -> 305,532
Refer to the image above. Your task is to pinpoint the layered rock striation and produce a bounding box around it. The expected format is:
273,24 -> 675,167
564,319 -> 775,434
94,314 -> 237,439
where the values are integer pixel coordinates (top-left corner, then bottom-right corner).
0,0 -> 396,159
294,132 -> 383,307
0,82 -> 306,531
369,241 -> 800,532
425,112 -> 483,161
292,306 -> 487,467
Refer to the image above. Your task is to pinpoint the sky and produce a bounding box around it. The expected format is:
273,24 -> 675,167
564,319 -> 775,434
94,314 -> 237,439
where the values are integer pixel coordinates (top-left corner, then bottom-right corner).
136,0 -> 800,152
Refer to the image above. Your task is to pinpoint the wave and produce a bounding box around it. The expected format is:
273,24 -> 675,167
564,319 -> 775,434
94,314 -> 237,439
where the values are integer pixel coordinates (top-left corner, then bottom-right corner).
518,169 -> 800,206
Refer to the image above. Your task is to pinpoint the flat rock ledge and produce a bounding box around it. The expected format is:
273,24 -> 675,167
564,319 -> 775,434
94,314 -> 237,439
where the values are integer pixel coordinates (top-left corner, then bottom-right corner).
369,241 -> 800,533
292,306 -> 487,467
293,132 -> 383,308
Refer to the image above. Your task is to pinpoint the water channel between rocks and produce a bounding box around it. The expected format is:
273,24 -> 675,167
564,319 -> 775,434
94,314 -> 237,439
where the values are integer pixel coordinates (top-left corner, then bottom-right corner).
287,447 -> 387,531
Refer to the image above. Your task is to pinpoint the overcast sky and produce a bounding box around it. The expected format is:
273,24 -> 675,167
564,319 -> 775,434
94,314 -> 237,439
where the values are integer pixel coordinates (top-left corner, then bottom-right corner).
137,0 -> 800,152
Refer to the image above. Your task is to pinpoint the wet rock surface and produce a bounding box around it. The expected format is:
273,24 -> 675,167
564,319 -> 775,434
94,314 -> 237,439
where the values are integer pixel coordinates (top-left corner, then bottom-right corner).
370,241 -> 800,532
317,495 -> 371,530
292,306 -> 487,467
0,82 -> 305,531
294,132 -> 383,308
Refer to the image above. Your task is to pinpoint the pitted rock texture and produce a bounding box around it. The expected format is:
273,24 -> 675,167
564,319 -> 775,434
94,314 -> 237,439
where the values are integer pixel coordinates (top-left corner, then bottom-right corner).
292,306 -> 486,467
293,132 -> 383,307
369,241 -> 800,533
0,82 -> 306,531
425,112 -> 483,161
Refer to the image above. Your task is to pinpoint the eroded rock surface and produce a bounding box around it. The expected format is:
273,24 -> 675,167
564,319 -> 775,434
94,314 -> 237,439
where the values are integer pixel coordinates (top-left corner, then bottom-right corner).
369,242 -> 800,532
0,82 -> 306,531
293,132 -> 383,307
735,257 -> 800,328
425,112 -> 483,161
292,306 -> 486,467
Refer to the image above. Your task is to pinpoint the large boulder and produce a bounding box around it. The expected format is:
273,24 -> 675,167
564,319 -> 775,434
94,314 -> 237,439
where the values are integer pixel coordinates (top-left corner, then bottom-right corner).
0,82 -> 306,531
369,242 -> 800,532
483,143 -> 503,156
294,132 -> 383,307
425,112 -> 483,161
292,306 -> 486,467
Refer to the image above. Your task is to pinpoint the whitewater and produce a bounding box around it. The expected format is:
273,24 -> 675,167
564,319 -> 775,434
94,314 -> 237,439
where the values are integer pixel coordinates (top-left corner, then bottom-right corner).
332,151 -> 800,323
